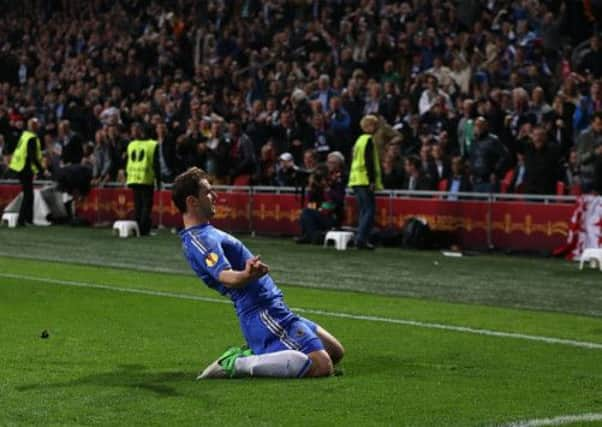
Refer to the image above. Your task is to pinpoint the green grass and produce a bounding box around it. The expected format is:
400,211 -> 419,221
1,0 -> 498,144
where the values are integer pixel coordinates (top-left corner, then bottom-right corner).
1,226 -> 602,317
1,226 -> 602,426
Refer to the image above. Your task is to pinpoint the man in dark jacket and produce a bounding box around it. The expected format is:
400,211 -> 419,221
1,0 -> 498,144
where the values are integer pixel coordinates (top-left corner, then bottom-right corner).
469,117 -> 509,193
402,155 -> 433,191
522,127 -> 562,194
227,120 -> 257,186
58,120 -> 83,166
576,111 -> 602,193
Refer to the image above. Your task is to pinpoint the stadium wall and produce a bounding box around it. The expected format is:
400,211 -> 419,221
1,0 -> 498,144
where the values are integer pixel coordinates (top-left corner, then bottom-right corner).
0,184 -> 574,252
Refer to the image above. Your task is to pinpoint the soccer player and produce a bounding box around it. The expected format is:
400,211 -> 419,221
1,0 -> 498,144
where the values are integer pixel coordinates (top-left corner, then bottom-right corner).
172,167 -> 344,379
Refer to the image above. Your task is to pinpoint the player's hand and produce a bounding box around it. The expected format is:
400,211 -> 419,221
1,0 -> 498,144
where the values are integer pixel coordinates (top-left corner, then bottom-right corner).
245,256 -> 269,279
252,256 -> 270,275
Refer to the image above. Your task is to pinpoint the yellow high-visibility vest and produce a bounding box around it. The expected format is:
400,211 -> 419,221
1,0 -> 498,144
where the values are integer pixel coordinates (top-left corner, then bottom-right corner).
9,130 -> 42,174
348,134 -> 383,190
126,139 -> 158,185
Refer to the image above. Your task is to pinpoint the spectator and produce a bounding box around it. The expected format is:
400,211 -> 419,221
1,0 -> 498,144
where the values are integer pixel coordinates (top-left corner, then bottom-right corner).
364,82 -> 383,116
156,122 -> 176,183
255,141 -> 277,186
469,117 -> 509,193
381,144 -> 405,190
446,156 -> 472,200
510,153 -> 527,194
578,34 -> 602,78
275,152 -> 300,187
205,120 -> 230,185
309,113 -> 332,161
302,148 -> 318,172
57,120 -> 83,166
564,148 -> 581,191
227,120 -> 256,186
295,152 -> 346,244
418,74 -> 453,116
0,0 -> 597,198
573,81 -> 602,135
576,111 -> 602,192
310,75 -> 337,113
431,144 -> 451,184
522,127 -> 562,195
457,98 -> 475,158
328,96 -> 351,150
402,155 -> 432,191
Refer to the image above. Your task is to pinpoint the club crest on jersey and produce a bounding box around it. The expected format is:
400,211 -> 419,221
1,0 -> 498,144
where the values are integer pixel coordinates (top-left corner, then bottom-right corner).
205,252 -> 219,267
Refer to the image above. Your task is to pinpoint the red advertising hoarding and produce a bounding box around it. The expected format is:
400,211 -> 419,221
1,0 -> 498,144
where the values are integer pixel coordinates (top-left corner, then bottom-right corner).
0,185 -> 572,251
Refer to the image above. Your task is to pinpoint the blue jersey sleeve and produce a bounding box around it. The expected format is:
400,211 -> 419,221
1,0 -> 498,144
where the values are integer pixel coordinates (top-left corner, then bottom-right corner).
187,233 -> 232,282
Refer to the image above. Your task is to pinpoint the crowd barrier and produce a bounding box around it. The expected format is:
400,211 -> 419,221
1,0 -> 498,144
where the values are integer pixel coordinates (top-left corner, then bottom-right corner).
0,181 -> 576,252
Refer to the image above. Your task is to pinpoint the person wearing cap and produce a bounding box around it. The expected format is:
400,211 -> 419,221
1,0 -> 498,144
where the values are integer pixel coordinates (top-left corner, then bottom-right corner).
8,118 -> 45,226
348,115 -> 383,250
275,152 -> 300,187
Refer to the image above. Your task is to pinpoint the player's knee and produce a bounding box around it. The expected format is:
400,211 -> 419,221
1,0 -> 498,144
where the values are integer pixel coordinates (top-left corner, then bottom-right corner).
330,342 -> 345,365
306,350 -> 333,377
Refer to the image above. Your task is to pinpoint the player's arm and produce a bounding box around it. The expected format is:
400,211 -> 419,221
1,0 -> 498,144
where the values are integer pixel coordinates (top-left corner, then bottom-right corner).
218,256 -> 270,289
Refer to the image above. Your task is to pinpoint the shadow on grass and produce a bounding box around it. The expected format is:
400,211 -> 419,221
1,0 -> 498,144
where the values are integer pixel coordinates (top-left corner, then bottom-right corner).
16,364 -> 191,397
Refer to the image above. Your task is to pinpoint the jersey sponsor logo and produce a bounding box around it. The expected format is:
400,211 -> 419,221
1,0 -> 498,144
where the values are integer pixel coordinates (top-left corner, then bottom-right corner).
205,252 -> 219,267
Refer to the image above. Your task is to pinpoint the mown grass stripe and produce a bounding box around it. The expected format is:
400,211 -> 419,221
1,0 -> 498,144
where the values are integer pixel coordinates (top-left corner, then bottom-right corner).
501,412 -> 602,426
2,272 -> 602,351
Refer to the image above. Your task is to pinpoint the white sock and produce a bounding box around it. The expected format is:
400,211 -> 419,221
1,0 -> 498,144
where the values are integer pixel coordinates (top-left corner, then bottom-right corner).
233,350 -> 312,378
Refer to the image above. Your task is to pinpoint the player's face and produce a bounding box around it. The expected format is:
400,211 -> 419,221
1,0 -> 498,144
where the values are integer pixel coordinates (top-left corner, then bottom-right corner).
197,179 -> 217,219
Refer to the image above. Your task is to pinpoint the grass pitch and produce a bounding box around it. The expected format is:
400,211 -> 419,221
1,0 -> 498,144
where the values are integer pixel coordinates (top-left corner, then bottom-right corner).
1,226 -> 601,426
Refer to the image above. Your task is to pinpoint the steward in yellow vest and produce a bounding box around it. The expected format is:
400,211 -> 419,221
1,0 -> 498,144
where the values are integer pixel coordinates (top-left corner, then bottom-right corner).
9,130 -> 43,175
9,118 -> 45,226
348,134 -> 383,191
126,138 -> 159,185
125,123 -> 161,236
347,115 -> 382,249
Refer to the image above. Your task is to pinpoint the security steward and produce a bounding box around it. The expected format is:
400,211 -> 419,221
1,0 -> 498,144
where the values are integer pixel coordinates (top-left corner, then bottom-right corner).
348,114 -> 383,250
8,118 -> 45,226
126,123 -> 161,236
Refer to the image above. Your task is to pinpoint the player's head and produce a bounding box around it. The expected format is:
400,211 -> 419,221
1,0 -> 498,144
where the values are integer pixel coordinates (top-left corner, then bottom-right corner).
172,167 -> 216,219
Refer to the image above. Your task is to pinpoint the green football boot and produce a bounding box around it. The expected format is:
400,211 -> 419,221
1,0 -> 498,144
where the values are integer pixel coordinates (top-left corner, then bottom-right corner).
196,346 -> 253,380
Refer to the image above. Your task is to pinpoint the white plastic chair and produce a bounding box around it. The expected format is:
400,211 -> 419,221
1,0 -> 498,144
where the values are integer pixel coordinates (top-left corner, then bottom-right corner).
579,248 -> 602,271
323,230 -> 354,251
1,212 -> 19,228
112,220 -> 140,238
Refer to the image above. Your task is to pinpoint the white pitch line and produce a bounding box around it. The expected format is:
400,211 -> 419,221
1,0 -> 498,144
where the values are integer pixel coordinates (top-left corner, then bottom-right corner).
501,413 -> 602,426
2,272 -> 602,351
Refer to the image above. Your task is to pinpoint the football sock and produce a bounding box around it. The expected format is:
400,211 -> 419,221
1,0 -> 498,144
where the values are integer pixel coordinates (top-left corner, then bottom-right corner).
233,350 -> 312,378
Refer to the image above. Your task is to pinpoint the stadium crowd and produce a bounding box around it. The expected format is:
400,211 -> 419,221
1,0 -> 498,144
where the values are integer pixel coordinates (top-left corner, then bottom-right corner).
1,0 -> 602,196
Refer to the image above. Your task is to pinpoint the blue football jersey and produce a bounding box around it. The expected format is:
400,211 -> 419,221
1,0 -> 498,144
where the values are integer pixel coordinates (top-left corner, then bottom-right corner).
179,223 -> 283,316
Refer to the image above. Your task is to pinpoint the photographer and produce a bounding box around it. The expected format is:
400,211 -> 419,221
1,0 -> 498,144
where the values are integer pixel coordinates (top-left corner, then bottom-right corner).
295,152 -> 346,244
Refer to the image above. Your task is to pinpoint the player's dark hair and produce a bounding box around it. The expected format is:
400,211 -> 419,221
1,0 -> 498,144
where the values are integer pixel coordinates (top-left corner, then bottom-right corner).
171,167 -> 209,213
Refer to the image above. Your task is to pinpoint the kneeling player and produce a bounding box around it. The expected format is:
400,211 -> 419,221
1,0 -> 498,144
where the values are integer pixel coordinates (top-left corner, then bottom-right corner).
172,167 -> 344,378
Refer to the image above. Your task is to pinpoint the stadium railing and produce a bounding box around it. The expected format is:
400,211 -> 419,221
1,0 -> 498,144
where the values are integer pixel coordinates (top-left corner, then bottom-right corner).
0,180 -> 578,251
